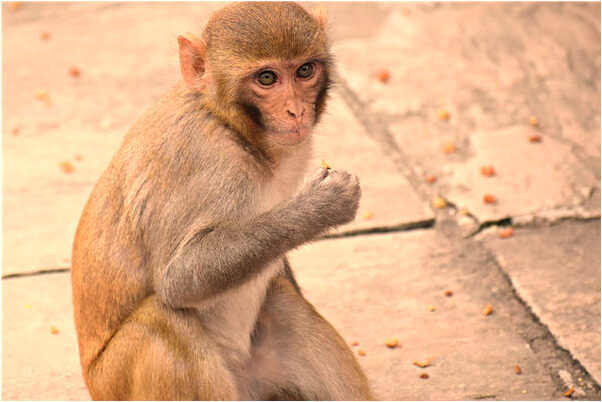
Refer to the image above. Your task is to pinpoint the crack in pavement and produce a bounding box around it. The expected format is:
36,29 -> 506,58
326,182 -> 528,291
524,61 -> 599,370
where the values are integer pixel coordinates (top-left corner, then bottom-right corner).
337,81 -> 600,236
484,245 -> 602,394
2,267 -> 70,280
338,79 -> 601,398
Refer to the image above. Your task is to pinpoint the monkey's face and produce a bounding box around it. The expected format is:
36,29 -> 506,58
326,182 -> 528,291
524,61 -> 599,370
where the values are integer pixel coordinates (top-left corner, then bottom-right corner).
239,57 -> 328,148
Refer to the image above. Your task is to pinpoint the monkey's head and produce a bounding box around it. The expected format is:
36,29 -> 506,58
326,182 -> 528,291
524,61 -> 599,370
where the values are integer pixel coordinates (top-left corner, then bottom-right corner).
178,2 -> 333,149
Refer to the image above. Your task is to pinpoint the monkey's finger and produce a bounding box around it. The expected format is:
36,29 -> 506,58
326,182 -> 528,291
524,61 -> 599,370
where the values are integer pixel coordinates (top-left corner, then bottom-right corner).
313,166 -> 330,181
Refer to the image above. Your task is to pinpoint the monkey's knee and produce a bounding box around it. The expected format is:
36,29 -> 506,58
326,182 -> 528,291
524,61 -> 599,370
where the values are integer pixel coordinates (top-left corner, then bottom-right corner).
260,279 -> 374,400
87,297 -> 237,400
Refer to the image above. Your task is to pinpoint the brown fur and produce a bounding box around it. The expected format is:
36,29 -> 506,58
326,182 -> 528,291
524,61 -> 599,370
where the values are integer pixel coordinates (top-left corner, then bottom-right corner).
71,2 -> 372,400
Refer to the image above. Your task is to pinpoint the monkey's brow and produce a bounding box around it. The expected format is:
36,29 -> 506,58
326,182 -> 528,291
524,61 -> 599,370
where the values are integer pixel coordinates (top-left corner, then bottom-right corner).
248,57 -> 324,74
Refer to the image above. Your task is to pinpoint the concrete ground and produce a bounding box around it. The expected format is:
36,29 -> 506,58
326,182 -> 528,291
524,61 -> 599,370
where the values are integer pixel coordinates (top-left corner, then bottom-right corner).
1,2 -> 600,400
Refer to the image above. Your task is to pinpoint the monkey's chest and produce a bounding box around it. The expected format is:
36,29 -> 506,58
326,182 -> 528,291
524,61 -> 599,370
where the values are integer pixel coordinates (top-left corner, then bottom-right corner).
197,260 -> 282,364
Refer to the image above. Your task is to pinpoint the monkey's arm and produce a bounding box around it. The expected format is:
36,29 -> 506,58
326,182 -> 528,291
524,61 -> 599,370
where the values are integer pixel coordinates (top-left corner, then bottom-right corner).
156,169 -> 359,308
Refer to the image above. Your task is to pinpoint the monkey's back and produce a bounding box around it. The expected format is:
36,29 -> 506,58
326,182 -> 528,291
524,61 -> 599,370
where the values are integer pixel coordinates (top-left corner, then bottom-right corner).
71,84 -> 256,374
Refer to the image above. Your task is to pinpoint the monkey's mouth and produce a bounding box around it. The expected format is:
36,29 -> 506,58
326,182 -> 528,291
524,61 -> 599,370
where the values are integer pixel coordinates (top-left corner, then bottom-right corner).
271,125 -> 311,146
290,126 -> 303,135
287,125 -> 311,139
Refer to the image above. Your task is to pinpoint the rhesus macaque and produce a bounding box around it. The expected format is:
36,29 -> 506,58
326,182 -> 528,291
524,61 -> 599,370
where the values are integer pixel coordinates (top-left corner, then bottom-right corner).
71,2 -> 373,400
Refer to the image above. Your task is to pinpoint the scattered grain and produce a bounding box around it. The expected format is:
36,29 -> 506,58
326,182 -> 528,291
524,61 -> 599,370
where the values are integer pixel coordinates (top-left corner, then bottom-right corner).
385,338 -> 399,348
483,194 -> 497,205
7,2 -> 23,11
480,165 -> 495,177
377,69 -> 391,83
482,303 -> 493,316
59,161 -> 75,174
443,142 -> 456,154
412,357 -> 434,368
69,66 -> 81,77
432,196 -> 446,209
436,108 -> 450,121
498,227 -> 515,238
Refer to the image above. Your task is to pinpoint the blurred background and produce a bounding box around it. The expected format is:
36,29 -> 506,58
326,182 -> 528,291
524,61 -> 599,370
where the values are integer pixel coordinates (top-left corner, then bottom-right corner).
2,2 -> 600,400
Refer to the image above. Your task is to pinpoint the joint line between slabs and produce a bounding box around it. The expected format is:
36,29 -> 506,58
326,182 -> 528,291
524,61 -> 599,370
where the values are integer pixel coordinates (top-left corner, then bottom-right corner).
1,267 -> 71,280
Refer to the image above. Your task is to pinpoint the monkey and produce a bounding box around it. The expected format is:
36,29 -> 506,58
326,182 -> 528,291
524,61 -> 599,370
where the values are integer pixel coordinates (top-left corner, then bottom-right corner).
71,2 -> 373,400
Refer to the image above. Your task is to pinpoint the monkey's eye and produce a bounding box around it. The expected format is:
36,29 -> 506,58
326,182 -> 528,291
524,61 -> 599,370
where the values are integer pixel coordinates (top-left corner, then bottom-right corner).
257,71 -> 277,86
296,63 -> 314,79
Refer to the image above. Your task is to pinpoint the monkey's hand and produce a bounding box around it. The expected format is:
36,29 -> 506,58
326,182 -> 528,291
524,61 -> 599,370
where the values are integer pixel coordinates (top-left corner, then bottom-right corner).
298,167 -> 361,229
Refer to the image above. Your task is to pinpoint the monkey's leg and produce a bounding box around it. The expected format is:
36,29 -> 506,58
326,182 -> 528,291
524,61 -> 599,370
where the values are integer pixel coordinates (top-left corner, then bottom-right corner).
86,296 -> 237,401
250,277 -> 374,401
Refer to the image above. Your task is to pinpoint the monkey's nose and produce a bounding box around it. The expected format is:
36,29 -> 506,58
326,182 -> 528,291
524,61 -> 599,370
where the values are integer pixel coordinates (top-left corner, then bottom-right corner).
287,107 -> 305,124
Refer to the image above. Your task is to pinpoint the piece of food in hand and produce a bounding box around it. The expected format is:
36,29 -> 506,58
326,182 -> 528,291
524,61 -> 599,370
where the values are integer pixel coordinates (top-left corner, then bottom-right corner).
357,349 -> 366,356
529,116 -> 539,126
321,159 -> 330,169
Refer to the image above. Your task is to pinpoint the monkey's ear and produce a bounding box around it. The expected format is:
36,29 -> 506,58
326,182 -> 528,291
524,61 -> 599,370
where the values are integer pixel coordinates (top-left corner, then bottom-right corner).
178,35 -> 207,92
313,5 -> 327,28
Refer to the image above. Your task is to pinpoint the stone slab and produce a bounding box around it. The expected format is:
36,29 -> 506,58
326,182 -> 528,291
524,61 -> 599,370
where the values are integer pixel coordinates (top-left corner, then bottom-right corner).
2,273 -> 90,400
314,94 -> 434,235
480,221 -> 601,384
2,229 -> 576,401
338,3 -> 600,158
335,2 -> 600,222
289,230 -> 565,400
2,126 -> 123,275
443,125 -> 597,223
1,2 -> 230,275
